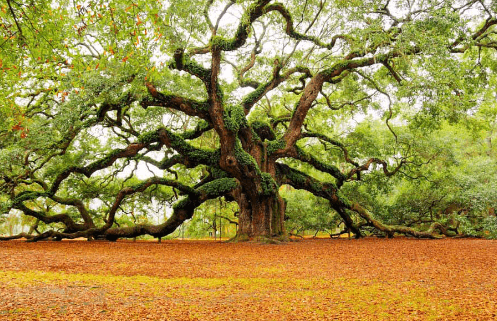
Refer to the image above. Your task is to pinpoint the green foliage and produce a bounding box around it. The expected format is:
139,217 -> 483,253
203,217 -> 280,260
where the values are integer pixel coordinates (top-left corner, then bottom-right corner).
342,121 -> 497,238
260,173 -> 278,196
173,196 -> 192,211
482,217 -> 497,239
234,139 -> 258,170
224,105 -> 247,133
282,188 -> 341,235
184,198 -> 238,239
138,131 -> 160,144
266,139 -> 285,155
199,178 -> 239,197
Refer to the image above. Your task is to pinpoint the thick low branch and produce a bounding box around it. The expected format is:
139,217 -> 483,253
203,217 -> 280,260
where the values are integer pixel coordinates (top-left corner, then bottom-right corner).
350,202 -> 457,239
19,177 -> 240,242
276,163 -> 362,237
50,195 -> 95,228
0,233 -> 33,241
102,178 -> 240,240
14,203 -> 86,233
101,177 -> 197,232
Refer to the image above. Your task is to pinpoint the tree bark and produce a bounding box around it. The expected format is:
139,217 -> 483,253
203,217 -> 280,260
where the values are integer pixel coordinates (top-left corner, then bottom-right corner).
230,149 -> 287,241
234,192 -> 286,241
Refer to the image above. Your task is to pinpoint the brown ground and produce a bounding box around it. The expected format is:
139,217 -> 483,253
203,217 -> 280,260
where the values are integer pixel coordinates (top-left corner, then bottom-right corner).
0,237 -> 496,320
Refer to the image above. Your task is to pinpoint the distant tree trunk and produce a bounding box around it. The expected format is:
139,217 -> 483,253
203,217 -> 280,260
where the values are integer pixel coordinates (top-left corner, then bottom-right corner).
213,214 -> 217,240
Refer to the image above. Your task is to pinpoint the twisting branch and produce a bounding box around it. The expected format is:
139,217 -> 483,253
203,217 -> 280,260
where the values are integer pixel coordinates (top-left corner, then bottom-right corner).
156,127 -> 221,168
282,47 -> 420,149
354,70 -> 398,143
241,66 -> 312,113
49,141 -> 152,195
319,90 -> 375,111
214,0 -> 236,33
301,131 -> 359,167
350,202 -> 456,239
203,0 -> 215,32
142,83 -> 211,120
233,23 -> 266,86
101,177 -> 198,232
210,0 -> 271,51
50,195 -> 95,228
168,49 -> 211,83
13,203 -> 86,233
262,3 -> 352,50
347,157 -> 406,180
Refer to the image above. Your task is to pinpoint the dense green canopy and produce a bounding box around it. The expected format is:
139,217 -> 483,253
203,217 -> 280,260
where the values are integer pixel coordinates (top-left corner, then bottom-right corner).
1,0 -> 496,241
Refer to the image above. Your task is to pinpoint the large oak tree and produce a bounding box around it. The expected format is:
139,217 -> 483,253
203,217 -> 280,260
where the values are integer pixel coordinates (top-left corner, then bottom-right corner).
1,0 -> 496,241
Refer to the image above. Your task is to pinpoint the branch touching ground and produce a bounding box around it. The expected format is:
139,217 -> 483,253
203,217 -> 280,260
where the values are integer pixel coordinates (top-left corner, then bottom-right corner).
350,202 -> 457,239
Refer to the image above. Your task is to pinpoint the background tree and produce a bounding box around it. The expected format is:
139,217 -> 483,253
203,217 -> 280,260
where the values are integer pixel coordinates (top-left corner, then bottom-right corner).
1,0 -> 496,241
282,188 -> 343,237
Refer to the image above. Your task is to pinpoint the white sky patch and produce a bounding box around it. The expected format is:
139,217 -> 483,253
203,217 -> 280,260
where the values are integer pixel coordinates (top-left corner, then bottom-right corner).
136,161 -> 163,179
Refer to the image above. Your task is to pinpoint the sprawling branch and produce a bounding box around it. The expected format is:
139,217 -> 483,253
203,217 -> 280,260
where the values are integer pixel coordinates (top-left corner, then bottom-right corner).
275,163 -> 361,237
142,83 -> 211,120
13,203 -> 86,233
49,141 -> 151,194
262,3 -> 351,50
101,177 -> 198,232
210,0 -> 271,51
286,145 -> 347,185
241,66 -> 311,113
350,203 -> 456,239
283,48 -> 420,148
0,233 -> 35,241
50,195 -> 95,228
347,157 -> 405,180
301,132 -> 359,167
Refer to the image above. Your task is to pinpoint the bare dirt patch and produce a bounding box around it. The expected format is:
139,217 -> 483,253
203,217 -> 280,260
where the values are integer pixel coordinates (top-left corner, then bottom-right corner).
0,238 -> 496,320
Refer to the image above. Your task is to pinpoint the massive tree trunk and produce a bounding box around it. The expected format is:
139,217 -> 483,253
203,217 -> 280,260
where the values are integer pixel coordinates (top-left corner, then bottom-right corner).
226,135 -> 288,241
235,191 -> 286,241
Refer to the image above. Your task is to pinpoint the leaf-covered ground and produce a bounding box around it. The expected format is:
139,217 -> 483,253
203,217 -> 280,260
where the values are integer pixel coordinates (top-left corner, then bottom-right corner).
0,237 -> 496,320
